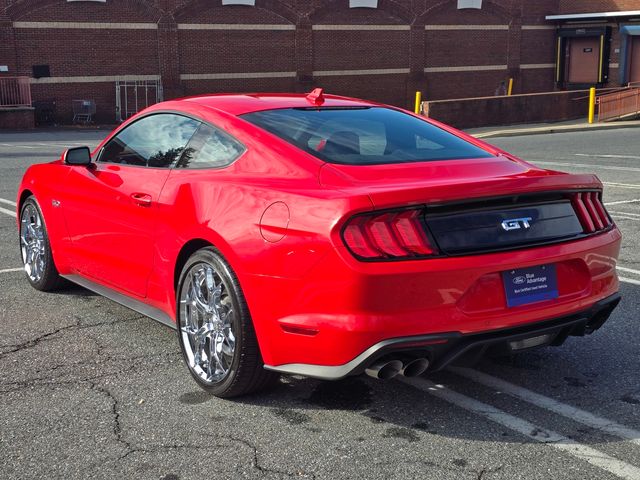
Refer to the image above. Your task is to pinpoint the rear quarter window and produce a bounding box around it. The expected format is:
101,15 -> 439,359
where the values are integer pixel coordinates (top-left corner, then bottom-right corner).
175,123 -> 245,169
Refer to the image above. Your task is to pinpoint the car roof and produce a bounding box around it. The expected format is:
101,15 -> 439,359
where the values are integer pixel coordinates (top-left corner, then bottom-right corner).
180,92 -> 380,116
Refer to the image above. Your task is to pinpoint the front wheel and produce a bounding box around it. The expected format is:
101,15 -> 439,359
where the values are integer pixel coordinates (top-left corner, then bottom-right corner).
19,196 -> 64,291
176,247 -> 278,398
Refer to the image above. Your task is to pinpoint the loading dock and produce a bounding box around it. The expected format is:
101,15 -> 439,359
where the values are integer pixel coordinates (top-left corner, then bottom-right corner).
554,27 -> 611,89
620,25 -> 640,85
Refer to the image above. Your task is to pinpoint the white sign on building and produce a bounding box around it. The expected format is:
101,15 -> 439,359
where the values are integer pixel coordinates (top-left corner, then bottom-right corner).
458,0 -> 482,9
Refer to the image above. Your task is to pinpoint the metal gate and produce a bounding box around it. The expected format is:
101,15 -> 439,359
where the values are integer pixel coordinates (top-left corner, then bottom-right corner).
597,84 -> 640,122
115,79 -> 163,123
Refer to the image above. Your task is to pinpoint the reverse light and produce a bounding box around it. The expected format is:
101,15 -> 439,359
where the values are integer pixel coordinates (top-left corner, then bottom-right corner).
342,209 -> 437,260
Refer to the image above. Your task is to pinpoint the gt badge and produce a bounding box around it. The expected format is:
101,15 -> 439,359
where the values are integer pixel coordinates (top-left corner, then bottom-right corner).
501,217 -> 532,231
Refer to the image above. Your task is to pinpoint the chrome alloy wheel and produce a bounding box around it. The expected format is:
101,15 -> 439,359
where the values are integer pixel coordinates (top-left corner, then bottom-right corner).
179,262 -> 236,384
20,203 -> 46,283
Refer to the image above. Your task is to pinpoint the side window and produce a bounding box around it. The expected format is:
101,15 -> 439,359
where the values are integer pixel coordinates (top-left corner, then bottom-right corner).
99,114 -> 200,168
175,123 -> 245,169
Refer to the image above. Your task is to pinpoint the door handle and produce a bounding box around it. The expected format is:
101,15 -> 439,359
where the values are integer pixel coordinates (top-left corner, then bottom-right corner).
130,192 -> 152,207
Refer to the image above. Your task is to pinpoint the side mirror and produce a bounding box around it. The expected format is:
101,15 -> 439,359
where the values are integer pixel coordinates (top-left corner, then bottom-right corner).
64,146 -> 92,166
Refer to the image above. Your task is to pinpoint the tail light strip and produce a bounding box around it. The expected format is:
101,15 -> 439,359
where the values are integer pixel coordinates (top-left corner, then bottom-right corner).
343,191 -> 612,262
572,191 -> 612,233
342,209 -> 436,260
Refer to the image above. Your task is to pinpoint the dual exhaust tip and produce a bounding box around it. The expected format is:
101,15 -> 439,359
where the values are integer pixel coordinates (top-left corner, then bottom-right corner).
365,357 -> 430,380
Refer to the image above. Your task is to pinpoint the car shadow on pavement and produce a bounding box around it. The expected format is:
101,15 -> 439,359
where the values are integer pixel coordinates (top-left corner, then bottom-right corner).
174,346 -> 637,448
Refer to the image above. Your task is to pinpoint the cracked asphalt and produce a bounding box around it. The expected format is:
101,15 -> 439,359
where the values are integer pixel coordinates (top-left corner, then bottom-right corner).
0,128 -> 638,480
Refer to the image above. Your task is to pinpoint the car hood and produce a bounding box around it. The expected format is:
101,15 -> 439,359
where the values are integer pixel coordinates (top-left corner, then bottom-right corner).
318,155 -> 603,209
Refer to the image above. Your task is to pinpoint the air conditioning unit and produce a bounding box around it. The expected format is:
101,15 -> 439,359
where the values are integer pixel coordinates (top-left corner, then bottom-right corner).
458,0 -> 482,9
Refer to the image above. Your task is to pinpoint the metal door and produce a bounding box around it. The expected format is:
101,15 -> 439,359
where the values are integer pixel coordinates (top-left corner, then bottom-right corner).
62,163 -> 170,298
629,37 -> 640,84
567,37 -> 600,84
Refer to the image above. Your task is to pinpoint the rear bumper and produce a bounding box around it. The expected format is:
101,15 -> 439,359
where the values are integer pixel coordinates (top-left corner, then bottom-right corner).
264,293 -> 621,379
248,227 -> 621,367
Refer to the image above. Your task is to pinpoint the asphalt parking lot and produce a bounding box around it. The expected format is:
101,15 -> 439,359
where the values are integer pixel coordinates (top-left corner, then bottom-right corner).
0,127 -> 639,480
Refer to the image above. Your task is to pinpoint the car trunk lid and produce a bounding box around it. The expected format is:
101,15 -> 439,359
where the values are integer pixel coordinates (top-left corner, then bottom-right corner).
319,155 -> 602,208
321,156 -> 610,257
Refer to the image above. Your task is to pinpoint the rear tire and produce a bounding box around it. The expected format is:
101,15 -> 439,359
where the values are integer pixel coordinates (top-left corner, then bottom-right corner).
19,196 -> 64,291
176,247 -> 278,398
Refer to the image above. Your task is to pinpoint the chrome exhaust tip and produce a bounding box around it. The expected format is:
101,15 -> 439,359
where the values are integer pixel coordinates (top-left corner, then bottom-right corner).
365,360 -> 403,380
400,358 -> 430,377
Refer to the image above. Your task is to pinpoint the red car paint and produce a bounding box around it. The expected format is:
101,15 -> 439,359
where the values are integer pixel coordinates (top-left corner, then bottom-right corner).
17,93 -> 621,372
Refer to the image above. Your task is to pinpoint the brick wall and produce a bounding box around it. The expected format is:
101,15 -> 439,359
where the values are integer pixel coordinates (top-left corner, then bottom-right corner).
424,89 -> 591,129
179,29 -> 296,74
14,29 -> 159,78
9,0 -> 159,22
0,0 -> 594,124
558,1 -> 639,13
181,77 -> 298,107
0,107 -> 35,129
313,30 -> 410,70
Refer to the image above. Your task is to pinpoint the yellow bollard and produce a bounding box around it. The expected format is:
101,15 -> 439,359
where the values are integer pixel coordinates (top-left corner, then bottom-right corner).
414,91 -> 422,115
588,87 -> 596,124
507,78 -> 514,96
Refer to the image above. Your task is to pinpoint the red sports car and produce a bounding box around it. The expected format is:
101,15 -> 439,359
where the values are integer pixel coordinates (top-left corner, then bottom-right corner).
17,90 -> 621,397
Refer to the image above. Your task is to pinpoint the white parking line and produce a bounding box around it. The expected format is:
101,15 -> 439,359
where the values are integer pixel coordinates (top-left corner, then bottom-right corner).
612,214 -> 640,222
34,143 -> 86,147
0,198 -> 17,207
450,367 -> 640,446
620,277 -> 640,286
0,144 -> 37,149
400,377 -> 640,480
534,161 -> 640,173
610,211 -> 640,218
575,153 -> 640,160
0,142 -> 91,147
604,199 -> 640,206
0,268 -> 23,274
604,182 -> 640,190
0,205 -> 16,217
617,266 -> 640,276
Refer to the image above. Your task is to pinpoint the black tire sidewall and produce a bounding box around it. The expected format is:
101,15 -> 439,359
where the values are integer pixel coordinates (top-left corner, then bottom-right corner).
176,247 -> 248,396
19,196 -> 60,291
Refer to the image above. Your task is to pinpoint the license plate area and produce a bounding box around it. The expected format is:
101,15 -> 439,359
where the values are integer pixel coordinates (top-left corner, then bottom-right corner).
502,264 -> 558,308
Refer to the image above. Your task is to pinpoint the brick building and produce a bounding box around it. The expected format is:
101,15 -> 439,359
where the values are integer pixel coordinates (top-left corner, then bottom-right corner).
0,0 -> 638,123
550,1 -> 640,89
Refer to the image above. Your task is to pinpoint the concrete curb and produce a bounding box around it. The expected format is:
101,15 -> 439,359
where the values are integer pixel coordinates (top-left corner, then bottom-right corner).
468,120 -> 640,139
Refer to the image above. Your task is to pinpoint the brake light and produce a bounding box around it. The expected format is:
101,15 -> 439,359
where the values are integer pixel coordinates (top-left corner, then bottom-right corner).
571,191 -> 612,233
342,209 -> 436,260
591,191 -> 612,226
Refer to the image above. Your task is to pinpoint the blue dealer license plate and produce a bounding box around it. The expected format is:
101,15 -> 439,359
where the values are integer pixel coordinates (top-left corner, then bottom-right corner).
502,264 -> 559,308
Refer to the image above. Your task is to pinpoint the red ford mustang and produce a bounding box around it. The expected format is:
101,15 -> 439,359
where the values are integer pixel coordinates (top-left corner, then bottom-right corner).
17,90 -> 621,397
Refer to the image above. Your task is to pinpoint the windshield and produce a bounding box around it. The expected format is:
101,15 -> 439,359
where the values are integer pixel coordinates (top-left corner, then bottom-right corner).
241,107 -> 494,165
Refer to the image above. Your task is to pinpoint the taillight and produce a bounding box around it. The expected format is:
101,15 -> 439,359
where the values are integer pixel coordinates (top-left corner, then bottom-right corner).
571,191 -> 612,233
342,209 -> 437,260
